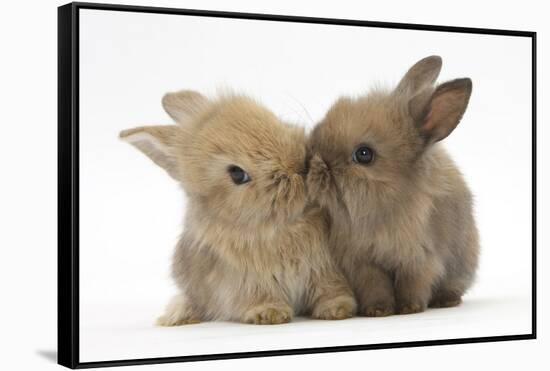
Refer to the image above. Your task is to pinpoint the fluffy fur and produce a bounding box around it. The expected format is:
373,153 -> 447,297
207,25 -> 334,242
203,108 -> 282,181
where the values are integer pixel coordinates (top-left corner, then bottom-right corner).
307,56 -> 480,316
121,91 -> 356,325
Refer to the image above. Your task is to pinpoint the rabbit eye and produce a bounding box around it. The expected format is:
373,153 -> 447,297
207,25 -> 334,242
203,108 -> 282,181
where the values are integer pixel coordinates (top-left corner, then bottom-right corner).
352,145 -> 375,165
228,165 -> 251,185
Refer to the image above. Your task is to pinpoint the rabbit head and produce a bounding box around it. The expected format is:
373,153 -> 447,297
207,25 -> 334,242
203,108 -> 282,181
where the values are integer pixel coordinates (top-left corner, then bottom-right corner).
121,91 -> 308,227
308,56 -> 472,215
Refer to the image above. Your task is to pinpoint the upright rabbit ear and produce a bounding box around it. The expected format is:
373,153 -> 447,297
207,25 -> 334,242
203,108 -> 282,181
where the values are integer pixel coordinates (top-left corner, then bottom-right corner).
162,90 -> 209,124
395,55 -> 442,96
409,78 -> 473,143
119,125 -> 180,180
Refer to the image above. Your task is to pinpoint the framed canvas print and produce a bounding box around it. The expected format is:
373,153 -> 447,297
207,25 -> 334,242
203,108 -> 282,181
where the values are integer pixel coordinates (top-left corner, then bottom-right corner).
58,2 -> 537,369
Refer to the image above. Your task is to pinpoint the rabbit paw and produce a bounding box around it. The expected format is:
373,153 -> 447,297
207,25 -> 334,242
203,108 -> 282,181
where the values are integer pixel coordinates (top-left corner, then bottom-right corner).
156,294 -> 200,326
312,295 -> 356,320
429,293 -> 462,308
397,301 -> 426,315
243,305 -> 293,325
361,301 -> 395,317
156,314 -> 200,326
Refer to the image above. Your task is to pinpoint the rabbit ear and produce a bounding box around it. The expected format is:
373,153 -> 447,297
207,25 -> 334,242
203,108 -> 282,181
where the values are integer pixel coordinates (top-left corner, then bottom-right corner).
410,78 -> 473,143
120,125 -> 180,180
395,55 -> 442,96
162,90 -> 209,124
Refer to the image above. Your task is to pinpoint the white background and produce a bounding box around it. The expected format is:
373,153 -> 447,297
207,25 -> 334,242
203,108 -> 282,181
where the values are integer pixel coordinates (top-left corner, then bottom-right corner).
0,0 -> 547,370
77,6 -> 533,363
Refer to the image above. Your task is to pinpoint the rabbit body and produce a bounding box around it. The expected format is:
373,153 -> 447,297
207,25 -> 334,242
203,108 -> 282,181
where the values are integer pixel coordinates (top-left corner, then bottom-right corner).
307,56 -> 480,316
122,92 -> 356,325
167,202 -> 352,324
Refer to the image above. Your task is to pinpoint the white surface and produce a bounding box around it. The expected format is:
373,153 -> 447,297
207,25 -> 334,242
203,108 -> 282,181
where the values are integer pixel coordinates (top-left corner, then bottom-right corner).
81,296 -> 531,361
77,6 -> 533,363
0,0 -> 547,370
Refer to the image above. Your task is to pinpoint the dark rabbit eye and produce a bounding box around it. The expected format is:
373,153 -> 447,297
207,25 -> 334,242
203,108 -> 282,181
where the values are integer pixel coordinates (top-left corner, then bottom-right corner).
228,165 -> 251,185
352,145 -> 375,165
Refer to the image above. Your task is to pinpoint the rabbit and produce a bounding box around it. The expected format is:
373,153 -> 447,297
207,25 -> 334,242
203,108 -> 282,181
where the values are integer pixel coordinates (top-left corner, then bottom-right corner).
120,91 -> 356,325
307,56 -> 480,316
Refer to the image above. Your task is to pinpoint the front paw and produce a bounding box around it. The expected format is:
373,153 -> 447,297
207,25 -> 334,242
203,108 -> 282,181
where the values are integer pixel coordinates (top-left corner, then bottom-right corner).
429,293 -> 462,308
156,314 -> 200,326
156,294 -> 200,326
358,289 -> 396,317
361,301 -> 395,317
396,301 -> 426,315
312,295 -> 357,320
243,305 -> 293,325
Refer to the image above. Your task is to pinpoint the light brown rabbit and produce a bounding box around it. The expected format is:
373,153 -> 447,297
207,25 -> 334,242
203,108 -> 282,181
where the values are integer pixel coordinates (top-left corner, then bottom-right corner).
307,56 -> 479,316
121,91 -> 356,325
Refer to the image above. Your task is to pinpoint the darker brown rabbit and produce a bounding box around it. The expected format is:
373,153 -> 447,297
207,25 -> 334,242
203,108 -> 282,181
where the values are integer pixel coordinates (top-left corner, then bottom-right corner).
307,56 -> 480,316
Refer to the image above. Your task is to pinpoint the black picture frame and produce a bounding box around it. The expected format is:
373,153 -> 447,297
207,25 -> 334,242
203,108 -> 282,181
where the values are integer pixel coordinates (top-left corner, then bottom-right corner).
58,2 -> 537,369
